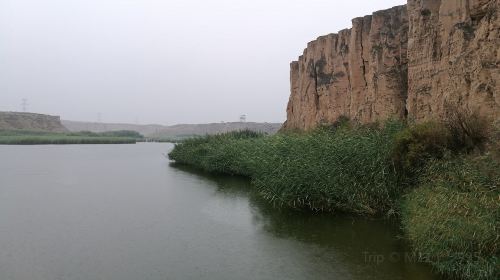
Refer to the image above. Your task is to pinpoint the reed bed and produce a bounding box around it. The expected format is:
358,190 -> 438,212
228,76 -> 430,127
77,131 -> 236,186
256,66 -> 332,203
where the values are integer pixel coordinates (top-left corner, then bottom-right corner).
402,156 -> 499,280
169,123 -> 406,214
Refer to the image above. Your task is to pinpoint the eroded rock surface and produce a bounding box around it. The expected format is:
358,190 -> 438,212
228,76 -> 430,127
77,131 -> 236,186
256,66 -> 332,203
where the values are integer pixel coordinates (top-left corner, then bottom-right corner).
407,0 -> 499,122
284,0 -> 499,130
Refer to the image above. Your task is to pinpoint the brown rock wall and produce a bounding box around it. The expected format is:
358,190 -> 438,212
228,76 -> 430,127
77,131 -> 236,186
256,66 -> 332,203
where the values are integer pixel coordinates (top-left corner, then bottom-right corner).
407,0 -> 499,122
284,5 -> 409,130
284,1 -> 499,130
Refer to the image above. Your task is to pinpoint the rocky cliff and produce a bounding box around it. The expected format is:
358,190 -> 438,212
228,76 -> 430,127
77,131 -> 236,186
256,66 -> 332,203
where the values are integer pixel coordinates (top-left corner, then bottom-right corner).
407,0 -> 499,122
284,0 -> 499,130
0,112 -> 68,132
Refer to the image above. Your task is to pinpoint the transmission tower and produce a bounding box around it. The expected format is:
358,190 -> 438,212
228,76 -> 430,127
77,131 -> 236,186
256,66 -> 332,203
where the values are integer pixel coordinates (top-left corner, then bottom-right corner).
21,98 -> 28,112
239,114 -> 246,122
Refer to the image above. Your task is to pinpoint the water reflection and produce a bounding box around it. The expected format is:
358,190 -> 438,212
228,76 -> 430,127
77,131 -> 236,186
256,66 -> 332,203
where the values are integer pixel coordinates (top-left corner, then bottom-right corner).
170,163 -> 444,280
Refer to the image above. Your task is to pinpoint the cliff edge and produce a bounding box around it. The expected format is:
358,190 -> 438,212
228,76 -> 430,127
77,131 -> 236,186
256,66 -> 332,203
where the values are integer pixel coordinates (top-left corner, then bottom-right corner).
0,112 -> 68,132
284,0 -> 499,130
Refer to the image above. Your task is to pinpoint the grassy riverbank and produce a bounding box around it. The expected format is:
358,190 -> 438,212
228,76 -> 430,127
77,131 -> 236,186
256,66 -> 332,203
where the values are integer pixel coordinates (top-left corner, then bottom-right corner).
169,115 -> 499,280
0,130 -> 143,145
170,122 -> 407,213
402,155 -> 499,280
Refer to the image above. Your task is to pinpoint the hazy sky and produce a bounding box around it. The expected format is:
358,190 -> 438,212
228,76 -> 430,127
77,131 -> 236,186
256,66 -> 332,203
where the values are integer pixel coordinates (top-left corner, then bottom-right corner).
0,0 -> 406,125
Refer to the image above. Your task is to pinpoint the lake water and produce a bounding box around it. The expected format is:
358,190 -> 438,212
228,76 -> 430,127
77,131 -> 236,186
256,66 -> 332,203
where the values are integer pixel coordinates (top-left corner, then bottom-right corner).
0,143 -> 442,280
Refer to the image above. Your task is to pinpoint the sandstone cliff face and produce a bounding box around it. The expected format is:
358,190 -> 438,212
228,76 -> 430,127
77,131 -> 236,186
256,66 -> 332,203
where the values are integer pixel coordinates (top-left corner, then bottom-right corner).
284,5 -> 409,130
0,112 -> 68,132
284,0 -> 499,130
407,0 -> 499,122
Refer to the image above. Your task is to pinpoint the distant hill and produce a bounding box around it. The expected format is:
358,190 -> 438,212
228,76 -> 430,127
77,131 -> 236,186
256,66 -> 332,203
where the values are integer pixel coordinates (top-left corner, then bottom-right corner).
61,120 -> 165,136
62,120 -> 282,138
148,122 -> 282,138
0,111 -> 68,132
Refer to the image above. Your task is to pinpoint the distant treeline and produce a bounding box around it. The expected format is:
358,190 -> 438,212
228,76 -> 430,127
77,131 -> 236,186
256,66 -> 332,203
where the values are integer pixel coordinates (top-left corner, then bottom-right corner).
0,129 -> 144,145
142,134 -> 197,143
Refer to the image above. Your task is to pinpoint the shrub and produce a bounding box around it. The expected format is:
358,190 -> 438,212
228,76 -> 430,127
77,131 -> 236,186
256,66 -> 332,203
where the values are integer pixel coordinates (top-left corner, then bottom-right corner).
392,107 -> 492,175
401,155 -> 499,280
444,105 -> 491,152
391,122 -> 451,173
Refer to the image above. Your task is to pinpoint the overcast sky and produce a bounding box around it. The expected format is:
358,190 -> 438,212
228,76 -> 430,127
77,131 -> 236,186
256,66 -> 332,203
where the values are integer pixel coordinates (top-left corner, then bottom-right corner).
0,0 -> 406,125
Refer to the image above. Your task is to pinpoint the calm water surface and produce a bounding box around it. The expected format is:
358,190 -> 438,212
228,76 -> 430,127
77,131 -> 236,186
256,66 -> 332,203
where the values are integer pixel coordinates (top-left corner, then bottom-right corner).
0,143 -> 442,280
